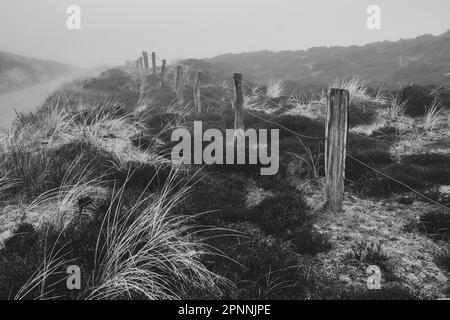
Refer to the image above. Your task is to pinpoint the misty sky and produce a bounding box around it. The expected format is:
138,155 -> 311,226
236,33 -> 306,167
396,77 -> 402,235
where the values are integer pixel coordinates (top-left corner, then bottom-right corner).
1,0 -> 450,67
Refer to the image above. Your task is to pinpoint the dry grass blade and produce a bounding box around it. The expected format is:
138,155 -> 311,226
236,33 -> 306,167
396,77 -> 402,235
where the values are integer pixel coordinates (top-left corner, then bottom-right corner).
424,96 -> 444,131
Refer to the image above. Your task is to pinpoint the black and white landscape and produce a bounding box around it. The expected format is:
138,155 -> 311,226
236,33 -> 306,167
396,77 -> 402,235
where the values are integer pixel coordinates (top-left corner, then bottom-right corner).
0,0 -> 449,301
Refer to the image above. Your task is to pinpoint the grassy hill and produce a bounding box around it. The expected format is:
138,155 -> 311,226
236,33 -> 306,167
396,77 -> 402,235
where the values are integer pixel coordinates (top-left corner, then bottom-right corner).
0,66 -> 448,300
0,52 -> 75,93
205,30 -> 450,94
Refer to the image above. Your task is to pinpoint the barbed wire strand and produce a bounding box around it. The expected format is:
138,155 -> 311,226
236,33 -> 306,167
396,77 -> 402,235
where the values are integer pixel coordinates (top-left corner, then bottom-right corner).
150,65 -> 450,211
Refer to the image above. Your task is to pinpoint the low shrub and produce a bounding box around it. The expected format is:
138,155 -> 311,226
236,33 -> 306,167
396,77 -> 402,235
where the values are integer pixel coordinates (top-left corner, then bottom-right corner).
348,153 -> 450,197
345,241 -> 389,267
203,224 -> 314,300
344,240 -> 397,283
0,174 -> 219,300
350,163 -> 428,197
183,174 -> 250,223
341,283 -> 418,300
434,245 -> 450,274
81,69 -> 132,92
399,85 -> 434,117
249,193 -> 330,254
250,193 -> 308,236
346,148 -> 392,182
401,154 -> 450,185
417,209 -> 450,241
0,222 -> 99,300
348,104 -> 377,127
370,126 -> 402,143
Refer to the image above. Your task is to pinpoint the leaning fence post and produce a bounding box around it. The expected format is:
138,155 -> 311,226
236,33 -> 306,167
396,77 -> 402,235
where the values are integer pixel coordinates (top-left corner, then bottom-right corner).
193,72 -> 202,116
233,73 -> 244,131
161,59 -> 167,86
325,88 -> 349,213
142,51 -> 149,69
176,66 -> 184,107
152,52 -> 157,76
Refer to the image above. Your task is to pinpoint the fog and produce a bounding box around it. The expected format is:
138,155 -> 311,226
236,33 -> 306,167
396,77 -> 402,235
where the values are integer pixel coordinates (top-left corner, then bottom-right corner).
1,0 -> 449,67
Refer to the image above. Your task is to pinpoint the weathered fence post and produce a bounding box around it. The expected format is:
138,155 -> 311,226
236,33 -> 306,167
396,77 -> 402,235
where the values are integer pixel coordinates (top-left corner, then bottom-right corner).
176,66 -> 184,107
233,73 -> 244,131
142,51 -> 149,69
152,52 -> 157,76
193,72 -> 202,116
161,59 -> 167,86
138,57 -> 144,69
325,88 -> 349,213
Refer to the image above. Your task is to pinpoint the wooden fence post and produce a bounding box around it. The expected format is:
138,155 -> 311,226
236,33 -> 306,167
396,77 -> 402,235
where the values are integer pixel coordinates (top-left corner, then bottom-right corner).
233,73 -> 244,131
176,66 -> 184,107
161,59 -> 167,86
152,52 -> 157,76
325,88 -> 349,213
193,72 -> 202,116
142,51 -> 149,69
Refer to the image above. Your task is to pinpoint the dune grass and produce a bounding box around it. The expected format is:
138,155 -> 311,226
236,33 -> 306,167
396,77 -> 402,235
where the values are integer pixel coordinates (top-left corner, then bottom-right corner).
424,96 -> 444,131
1,68 -> 449,300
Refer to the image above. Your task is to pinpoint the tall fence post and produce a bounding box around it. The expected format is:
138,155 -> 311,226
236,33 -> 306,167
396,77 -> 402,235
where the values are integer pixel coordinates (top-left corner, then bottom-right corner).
325,88 -> 349,213
176,66 -> 184,107
233,73 -> 244,131
161,59 -> 167,86
193,72 -> 202,116
142,51 -> 149,69
152,52 -> 157,76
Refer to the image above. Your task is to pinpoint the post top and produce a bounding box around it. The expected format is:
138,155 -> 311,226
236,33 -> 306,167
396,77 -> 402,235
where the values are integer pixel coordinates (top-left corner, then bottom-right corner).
328,88 -> 350,96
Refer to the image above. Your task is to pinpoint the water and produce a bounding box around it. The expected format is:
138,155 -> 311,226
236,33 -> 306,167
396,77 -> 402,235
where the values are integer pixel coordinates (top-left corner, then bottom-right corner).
0,78 -> 71,128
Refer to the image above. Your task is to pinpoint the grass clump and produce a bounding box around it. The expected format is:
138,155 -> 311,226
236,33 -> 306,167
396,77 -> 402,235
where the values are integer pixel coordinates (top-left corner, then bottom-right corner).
0,171 -> 221,300
416,209 -> 450,242
341,283 -> 418,300
399,85 -> 434,117
249,193 -> 329,254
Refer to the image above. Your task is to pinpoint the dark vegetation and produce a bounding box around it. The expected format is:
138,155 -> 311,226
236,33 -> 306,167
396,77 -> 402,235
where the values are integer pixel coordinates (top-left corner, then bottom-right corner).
0,67 -> 333,300
205,30 -> 450,94
0,66 -> 449,300
0,51 -> 76,93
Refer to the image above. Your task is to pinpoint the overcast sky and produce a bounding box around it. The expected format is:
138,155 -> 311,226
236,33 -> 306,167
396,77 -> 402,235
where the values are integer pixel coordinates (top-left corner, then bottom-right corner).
1,0 -> 449,67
